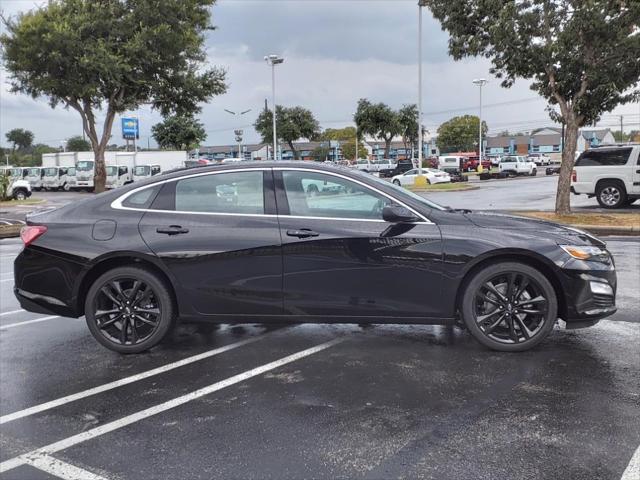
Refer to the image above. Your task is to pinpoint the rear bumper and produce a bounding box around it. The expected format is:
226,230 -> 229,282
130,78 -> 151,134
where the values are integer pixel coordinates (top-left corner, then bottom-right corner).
15,288 -> 78,318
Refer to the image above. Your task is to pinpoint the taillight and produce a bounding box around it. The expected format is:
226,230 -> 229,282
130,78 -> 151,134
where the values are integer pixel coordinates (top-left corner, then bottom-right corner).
20,225 -> 47,247
571,170 -> 577,182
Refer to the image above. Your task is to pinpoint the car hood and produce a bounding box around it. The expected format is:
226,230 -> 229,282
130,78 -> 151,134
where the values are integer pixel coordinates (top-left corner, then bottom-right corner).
462,211 -> 606,246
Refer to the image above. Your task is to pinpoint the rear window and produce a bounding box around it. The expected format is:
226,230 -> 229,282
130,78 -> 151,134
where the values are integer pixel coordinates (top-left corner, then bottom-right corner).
575,148 -> 631,167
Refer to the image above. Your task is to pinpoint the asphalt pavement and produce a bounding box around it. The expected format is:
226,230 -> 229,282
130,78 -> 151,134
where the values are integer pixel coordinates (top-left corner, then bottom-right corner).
0,234 -> 638,479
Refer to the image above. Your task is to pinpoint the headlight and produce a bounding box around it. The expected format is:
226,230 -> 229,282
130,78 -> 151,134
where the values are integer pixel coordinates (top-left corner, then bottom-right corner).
560,245 -> 610,262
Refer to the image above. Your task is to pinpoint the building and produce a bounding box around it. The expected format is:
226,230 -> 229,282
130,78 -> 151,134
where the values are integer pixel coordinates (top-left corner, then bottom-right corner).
196,141 -> 343,162
486,128 -> 615,158
367,139 -> 439,161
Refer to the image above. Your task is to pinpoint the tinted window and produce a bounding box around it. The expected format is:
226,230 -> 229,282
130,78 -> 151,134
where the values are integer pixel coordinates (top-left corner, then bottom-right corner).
174,171 -> 264,214
575,148 -> 631,166
123,185 -> 160,208
282,170 -> 391,220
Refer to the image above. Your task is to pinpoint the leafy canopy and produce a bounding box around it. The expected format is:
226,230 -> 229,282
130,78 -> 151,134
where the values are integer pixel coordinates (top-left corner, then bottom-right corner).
319,127 -> 366,160
355,99 -> 401,158
436,115 -> 487,154
152,115 -> 207,151
254,106 -> 321,159
1,0 -> 226,191
5,128 -> 34,151
66,136 -> 92,152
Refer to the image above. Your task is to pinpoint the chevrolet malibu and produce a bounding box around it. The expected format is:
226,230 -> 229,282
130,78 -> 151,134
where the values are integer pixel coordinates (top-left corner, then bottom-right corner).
14,162 -> 617,353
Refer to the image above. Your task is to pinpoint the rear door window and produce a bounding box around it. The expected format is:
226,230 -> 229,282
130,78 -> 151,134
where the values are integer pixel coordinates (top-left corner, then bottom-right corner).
575,148 -> 632,166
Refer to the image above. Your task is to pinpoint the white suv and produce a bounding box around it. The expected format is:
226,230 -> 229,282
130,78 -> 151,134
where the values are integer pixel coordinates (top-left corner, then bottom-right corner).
571,144 -> 640,209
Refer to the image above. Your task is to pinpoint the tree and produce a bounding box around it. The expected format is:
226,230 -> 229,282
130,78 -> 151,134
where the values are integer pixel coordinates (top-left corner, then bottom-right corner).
66,136 -> 92,152
5,128 -> 33,151
152,115 -> 206,151
398,104 -> 419,155
354,99 -> 401,159
254,106 -> 320,159
1,0 -> 226,192
425,0 -> 640,214
311,145 -> 331,162
611,130 -> 630,143
436,115 -> 487,153
319,126 -> 366,160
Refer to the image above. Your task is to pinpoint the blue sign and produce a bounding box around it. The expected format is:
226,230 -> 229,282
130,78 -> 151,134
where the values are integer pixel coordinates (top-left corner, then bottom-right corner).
121,117 -> 139,140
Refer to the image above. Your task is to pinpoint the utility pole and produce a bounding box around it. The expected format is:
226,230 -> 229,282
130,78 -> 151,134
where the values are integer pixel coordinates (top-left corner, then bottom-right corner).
417,0 -> 428,174
264,55 -> 284,160
473,79 -> 488,162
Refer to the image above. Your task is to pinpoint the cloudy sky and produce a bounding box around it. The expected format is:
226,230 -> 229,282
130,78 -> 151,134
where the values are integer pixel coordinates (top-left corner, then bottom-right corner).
1,0 -> 638,149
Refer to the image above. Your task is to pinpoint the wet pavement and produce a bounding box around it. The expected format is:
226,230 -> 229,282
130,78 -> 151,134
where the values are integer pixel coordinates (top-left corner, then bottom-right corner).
0,236 -> 638,479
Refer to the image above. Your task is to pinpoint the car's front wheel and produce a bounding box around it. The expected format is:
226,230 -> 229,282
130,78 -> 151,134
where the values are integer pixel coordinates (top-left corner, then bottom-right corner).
392,179 -> 401,186
13,189 -> 28,201
460,262 -> 557,352
85,266 -> 176,353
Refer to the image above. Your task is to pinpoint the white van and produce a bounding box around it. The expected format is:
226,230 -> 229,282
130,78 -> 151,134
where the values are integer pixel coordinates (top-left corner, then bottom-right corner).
133,164 -> 161,182
105,165 -> 133,189
24,167 -> 44,191
438,156 -> 466,171
42,166 -> 70,191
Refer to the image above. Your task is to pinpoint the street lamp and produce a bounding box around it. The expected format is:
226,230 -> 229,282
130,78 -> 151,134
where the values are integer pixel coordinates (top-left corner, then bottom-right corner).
417,0 -> 428,175
472,78 -> 488,162
224,108 -> 252,159
264,54 -> 284,160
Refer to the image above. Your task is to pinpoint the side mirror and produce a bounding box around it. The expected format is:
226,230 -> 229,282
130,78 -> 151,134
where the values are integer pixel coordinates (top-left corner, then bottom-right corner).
382,204 -> 419,223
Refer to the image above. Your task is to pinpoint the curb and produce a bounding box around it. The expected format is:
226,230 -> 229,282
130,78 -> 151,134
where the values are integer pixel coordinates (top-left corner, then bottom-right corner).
409,185 -> 479,193
571,224 -> 640,237
0,221 -> 24,239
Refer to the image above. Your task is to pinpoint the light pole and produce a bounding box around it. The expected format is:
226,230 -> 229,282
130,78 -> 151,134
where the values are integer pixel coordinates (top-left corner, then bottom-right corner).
352,112 -> 359,163
224,108 -> 252,159
472,78 -> 488,162
418,0 -> 428,175
264,54 -> 284,160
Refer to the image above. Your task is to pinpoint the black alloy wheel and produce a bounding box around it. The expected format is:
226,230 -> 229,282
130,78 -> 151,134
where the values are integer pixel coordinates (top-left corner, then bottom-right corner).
85,267 -> 175,353
461,262 -> 557,352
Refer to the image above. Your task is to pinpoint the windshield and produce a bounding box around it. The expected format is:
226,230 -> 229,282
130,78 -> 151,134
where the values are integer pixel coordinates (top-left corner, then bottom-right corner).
43,168 -> 57,176
67,167 -> 76,175
26,168 -> 39,176
106,166 -> 117,176
350,169 -> 446,211
76,160 -> 94,172
134,166 -> 150,176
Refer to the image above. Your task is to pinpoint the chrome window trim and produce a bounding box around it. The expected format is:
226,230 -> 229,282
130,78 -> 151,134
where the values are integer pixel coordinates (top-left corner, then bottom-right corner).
110,165 -> 432,224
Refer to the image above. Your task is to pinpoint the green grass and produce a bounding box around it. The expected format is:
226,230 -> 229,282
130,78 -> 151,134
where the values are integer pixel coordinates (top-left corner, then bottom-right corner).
0,197 -> 46,207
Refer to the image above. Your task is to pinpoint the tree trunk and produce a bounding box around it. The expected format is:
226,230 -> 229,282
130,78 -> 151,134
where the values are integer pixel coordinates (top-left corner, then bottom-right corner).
288,141 -> 298,160
93,146 -> 107,193
384,138 -> 392,159
555,121 -> 579,215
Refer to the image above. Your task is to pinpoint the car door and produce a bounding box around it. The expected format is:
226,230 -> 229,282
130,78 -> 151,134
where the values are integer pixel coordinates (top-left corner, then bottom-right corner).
137,168 -> 283,317
274,168 -> 443,319
401,169 -> 417,186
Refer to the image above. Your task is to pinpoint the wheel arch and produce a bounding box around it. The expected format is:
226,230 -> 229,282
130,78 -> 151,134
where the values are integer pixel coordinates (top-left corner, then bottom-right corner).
595,177 -> 628,193
454,251 -> 567,320
75,253 -> 179,318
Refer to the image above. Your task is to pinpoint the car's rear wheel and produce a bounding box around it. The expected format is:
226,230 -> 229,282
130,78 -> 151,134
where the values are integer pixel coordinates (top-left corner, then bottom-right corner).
85,266 -> 176,353
461,262 -> 557,352
392,179 -> 401,186
596,181 -> 627,209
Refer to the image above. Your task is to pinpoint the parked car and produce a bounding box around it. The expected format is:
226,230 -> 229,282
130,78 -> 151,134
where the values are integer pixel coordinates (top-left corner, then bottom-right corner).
528,153 -> 552,166
488,155 -> 503,166
391,168 -> 451,186
355,158 -> 395,173
499,156 -> 537,176
379,159 -> 414,178
571,144 -> 639,208
42,166 -> 70,191
5,178 -> 32,200
15,162 -> 617,354
24,167 -> 44,191
106,165 -> 133,189
546,166 -> 561,175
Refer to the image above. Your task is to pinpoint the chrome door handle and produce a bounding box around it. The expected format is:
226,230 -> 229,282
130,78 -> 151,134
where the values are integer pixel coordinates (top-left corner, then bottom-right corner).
286,229 -> 319,238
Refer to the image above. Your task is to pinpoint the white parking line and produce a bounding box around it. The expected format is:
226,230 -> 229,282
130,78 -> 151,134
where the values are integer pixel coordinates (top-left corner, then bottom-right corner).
1,331 -> 270,424
621,445 -> 640,480
25,453 -> 109,480
0,309 -> 24,317
0,316 -> 61,331
0,337 -> 344,474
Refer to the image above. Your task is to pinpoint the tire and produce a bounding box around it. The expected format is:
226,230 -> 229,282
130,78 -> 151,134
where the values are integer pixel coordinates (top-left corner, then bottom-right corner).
530,169 -> 537,176
596,181 -> 627,209
85,266 -> 176,353
392,179 -> 401,186
63,182 -> 70,191
13,189 -> 27,201
460,262 -> 557,352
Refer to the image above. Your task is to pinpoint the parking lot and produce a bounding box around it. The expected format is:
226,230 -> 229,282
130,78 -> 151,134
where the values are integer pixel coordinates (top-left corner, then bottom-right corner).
1,194 -> 639,479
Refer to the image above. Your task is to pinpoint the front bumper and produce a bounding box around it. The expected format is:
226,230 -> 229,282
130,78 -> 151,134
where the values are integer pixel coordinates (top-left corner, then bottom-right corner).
560,267 -> 617,327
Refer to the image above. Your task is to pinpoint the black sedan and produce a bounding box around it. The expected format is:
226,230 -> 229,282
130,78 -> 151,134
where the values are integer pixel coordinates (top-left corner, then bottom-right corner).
14,162 -> 617,353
